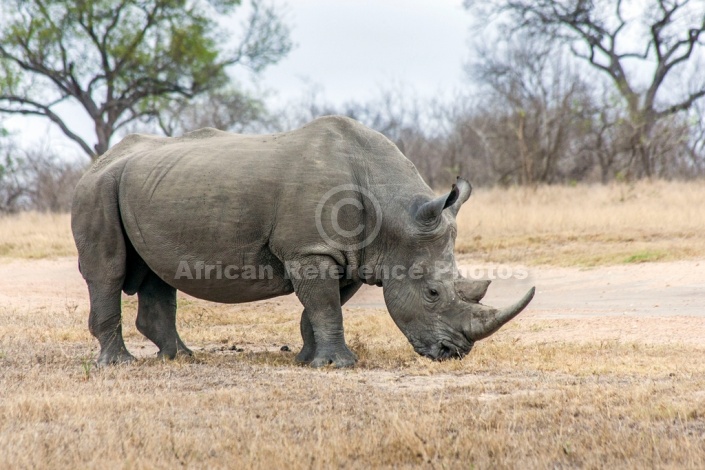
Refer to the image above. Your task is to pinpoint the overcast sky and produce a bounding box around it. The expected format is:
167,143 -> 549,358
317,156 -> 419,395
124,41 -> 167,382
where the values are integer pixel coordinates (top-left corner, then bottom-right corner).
260,0 -> 471,104
4,0 -> 473,158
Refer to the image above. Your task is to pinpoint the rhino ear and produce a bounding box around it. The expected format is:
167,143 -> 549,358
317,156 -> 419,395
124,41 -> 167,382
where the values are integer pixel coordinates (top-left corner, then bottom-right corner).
449,177 -> 472,217
415,183 -> 462,228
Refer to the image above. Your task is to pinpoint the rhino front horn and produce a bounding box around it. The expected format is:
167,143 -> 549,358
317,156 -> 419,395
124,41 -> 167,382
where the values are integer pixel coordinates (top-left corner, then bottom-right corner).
465,287 -> 536,340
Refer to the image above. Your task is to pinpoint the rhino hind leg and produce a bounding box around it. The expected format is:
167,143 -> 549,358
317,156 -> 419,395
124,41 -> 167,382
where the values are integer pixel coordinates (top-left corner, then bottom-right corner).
135,271 -> 192,359
73,171 -> 134,366
89,283 -> 135,366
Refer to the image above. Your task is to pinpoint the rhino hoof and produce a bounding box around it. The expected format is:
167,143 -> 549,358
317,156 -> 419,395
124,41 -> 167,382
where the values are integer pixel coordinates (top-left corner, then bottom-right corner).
177,340 -> 193,356
309,348 -> 358,368
178,347 -> 194,357
157,349 -> 194,361
96,350 -> 135,368
295,347 -> 316,365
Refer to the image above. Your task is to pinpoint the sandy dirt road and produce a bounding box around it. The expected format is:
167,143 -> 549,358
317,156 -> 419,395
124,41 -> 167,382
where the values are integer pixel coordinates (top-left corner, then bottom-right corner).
0,257 -> 703,347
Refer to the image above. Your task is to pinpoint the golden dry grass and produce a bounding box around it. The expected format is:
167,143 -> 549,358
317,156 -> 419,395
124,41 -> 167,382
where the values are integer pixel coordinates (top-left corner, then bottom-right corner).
3,180 -> 704,266
1,296 -> 705,469
0,212 -> 75,259
457,180 -> 705,266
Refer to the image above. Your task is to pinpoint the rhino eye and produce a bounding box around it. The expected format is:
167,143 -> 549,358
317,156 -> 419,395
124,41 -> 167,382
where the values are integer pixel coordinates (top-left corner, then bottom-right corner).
424,287 -> 441,304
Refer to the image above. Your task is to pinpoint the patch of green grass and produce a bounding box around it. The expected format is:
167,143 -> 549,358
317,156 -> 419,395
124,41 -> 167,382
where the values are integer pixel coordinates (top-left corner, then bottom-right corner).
81,357 -> 93,380
0,243 -> 17,256
623,250 -> 667,264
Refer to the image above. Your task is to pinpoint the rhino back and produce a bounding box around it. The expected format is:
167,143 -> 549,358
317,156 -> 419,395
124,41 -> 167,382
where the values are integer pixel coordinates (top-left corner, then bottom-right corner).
114,117 -> 414,301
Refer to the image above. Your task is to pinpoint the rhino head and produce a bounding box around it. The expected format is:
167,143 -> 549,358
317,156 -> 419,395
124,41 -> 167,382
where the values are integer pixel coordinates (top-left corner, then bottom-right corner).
378,178 -> 535,360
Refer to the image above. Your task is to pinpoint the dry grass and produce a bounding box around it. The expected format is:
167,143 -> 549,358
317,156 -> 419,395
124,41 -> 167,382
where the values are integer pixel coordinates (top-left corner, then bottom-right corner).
457,180 -> 705,266
0,212 -> 75,259
1,295 -> 705,469
3,180 -> 704,267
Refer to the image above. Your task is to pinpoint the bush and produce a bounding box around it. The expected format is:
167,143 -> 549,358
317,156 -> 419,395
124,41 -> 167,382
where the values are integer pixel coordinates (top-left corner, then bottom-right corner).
0,144 -> 85,213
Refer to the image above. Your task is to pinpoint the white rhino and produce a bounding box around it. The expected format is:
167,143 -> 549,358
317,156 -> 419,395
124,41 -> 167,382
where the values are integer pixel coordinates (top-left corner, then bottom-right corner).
71,116 -> 534,367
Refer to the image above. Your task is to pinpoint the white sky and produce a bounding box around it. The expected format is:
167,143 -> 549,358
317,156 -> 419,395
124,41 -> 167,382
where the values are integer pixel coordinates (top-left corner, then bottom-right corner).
259,0 -> 471,104
3,0 -> 472,159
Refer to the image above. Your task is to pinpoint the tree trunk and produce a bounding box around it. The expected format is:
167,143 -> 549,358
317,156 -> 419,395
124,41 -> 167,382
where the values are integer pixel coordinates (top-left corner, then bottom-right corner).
516,112 -> 532,185
94,122 -> 112,159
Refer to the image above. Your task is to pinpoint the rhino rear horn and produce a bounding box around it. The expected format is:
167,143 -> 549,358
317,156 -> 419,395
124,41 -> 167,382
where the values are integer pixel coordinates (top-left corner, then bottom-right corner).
456,279 -> 491,303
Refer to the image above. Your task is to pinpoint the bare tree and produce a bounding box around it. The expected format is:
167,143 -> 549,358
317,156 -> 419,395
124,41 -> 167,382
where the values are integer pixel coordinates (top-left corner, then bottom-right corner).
466,0 -> 705,178
335,88 -> 466,188
686,98 -> 705,174
467,35 -> 594,184
146,86 -> 275,136
0,145 -> 25,212
0,141 -> 84,213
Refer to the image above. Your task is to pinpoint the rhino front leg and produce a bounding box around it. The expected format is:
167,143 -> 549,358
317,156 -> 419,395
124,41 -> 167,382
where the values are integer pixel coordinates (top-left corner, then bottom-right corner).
135,271 -> 192,359
295,309 -> 316,364
296,281 -> 362,364
291,257 -> 357,368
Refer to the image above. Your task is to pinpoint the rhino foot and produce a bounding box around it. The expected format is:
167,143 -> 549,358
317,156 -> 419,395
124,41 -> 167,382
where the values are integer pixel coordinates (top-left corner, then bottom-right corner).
295,344 -> 316,364
156,345 -> 194,360
96,349 -> 135,368
177,337 -> 193,356
309,346 -> 358,368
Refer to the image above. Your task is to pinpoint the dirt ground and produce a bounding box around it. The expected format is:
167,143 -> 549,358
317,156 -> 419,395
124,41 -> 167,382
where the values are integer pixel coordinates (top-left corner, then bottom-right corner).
2,257 -> 703,350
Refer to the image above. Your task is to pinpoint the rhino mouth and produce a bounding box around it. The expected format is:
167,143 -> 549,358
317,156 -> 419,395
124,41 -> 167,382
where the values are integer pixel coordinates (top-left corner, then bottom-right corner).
413,339 -> 474,361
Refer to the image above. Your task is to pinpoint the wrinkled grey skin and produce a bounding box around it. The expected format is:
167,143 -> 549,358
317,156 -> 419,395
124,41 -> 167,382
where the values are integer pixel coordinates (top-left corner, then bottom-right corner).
71,115 -> 535,367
